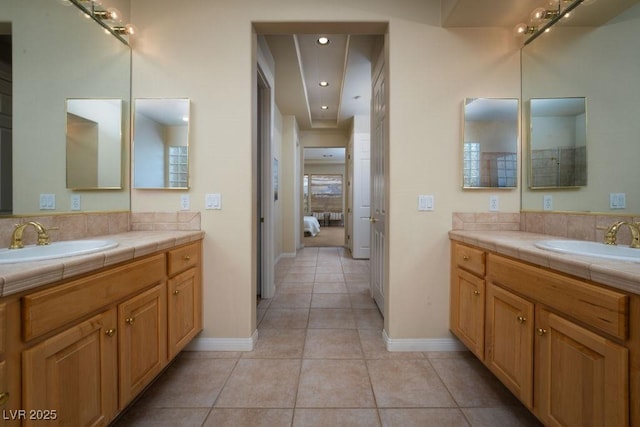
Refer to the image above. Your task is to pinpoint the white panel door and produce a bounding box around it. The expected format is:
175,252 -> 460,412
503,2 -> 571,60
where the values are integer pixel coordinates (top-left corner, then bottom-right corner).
352,133 -> 370,259
370,51 -> 386,316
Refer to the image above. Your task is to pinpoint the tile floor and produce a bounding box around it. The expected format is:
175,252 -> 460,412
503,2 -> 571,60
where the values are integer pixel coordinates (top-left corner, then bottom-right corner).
114,247 -> 542,426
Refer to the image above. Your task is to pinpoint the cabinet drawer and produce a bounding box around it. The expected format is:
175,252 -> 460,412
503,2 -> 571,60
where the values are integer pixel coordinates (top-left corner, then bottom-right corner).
452,242 -> 485,277
487,253 -> 628,340
167,242 -> 201,276
22,254 -> 166,342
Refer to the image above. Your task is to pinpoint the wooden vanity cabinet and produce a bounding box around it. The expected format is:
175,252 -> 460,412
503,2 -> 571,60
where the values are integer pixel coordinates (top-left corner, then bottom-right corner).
0,239 -> 202,427
450,240 -> 632,426
167,242 -> 202,360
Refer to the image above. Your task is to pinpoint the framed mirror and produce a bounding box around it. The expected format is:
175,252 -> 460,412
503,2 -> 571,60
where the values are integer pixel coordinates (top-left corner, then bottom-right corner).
133,98 -> 190,189
462,98 -> 518,189
529,97 -> 586,189
66,99 -> 123,190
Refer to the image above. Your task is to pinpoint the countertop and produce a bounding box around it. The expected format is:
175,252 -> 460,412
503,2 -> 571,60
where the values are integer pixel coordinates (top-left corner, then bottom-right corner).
0,230 -> 205,297
449,230 -> 640,295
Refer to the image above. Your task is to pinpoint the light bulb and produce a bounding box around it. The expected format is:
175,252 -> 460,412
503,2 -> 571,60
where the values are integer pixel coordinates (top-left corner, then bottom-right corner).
513,23 -> 534,37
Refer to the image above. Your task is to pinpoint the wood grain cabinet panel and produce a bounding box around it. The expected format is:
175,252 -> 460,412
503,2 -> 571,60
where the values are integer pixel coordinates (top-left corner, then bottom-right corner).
167,242 -> 200,276
485,283 -> 534,408
168,268 -> 202,359
535,308 -> 628,427
21,309 -> 118,427
118,284 -> 167,409
450,267 -> 485,359
452,243 -> 485,277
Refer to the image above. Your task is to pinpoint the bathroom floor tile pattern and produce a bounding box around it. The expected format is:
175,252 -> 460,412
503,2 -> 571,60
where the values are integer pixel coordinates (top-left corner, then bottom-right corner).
114,247 -> 542,427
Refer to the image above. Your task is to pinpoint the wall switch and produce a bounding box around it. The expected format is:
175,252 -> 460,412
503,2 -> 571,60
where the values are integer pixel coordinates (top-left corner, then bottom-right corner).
70,195 -> 81,211
489,195 -> 499,212
180,194 -> 190,210
418,195 -> 434,211
39,194 -> 56,210
610,193 -> 626,209
205,193 -> 221,210
543,195 -> 553,211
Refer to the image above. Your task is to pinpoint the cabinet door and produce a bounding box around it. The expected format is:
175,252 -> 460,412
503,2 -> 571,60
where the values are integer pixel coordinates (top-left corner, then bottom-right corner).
485,283 -> 534,408
535,308 -> 628,427
119,284 -> 167,408
168,268 -> 202,359
22,310 -> 118,427
450,268 -> 485,359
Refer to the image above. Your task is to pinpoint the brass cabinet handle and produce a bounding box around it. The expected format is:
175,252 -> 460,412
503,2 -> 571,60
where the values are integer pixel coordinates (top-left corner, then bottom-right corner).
536,328 -> 547,336
125,317 -> 135,325
183,255 -> 191,261
369,217 -> 377,223
517,316 -> 527,324
104,328 -> 116,337
473,290 -> 480,296
462,255 -> 470,261
173,290 -> 180,295
0,391 -> 9,406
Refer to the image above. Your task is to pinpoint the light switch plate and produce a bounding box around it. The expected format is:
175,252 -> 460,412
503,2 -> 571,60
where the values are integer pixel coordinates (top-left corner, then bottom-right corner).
610,193 -> 626,209
418,195 -> 434,211
39,193 -> 56,210
543,195 -> 553,211
206,193 -> 221,210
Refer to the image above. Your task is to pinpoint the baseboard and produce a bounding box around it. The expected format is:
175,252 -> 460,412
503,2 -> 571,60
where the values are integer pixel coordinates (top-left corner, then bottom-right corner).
276,252 -> 297,265
382,330 -> 467,352
184,330 -> 258,352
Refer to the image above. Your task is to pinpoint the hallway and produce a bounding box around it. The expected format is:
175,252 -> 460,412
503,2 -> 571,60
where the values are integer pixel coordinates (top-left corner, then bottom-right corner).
114,247 -> 541,426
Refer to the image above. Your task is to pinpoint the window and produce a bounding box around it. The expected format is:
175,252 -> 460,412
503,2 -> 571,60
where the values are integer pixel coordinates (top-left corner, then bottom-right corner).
463,142 -> 480,187
167,146 -> 188,187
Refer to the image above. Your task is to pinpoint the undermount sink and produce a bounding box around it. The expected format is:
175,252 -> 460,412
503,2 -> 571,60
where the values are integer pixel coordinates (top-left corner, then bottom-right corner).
535,239 -> 640,263
0,239 -> 118,264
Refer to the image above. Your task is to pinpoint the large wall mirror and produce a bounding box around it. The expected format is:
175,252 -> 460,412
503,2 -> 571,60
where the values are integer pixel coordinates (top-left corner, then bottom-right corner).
66,99 -> 123,190
1,0 -> 130,215
133,99 -> 190,189
521,2 -> 640,212
529,97 -> 586,189
462,98 -> 518,189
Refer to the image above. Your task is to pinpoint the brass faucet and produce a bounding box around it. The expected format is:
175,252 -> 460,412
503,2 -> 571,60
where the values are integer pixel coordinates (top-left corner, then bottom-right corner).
9,221 -> 51,249
604,221 -> 640,248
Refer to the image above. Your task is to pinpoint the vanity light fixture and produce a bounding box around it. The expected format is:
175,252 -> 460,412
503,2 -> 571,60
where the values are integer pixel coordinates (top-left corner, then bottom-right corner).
113,24 -> 137,36
516,0 -> 584,44
513,23 -> 537,37
531,7 -> 560,23
93,7 -> 120,21
321,105 -> 329,110
317,36 -> 330,45
319,81 -> 329,87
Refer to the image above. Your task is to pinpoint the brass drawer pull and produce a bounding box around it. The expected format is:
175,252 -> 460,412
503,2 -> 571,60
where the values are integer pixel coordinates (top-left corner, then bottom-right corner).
473,290 -> 480,296
125,317 -> 135,325
462,255 -> 470,261
104,328 -> 116,337
183,255 -> 191,261
517,316 -> 527,324
0,391 -> 9,406
536,328 -> 547,336
173,290 -> 180,295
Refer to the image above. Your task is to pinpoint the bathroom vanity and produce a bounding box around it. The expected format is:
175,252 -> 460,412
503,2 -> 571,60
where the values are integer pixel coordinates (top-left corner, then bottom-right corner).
0,231 -> 202,426
450,231 -> 640,427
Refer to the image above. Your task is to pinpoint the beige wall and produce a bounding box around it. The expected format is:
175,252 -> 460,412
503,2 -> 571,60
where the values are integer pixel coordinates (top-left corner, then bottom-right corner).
130,0 -> 521,344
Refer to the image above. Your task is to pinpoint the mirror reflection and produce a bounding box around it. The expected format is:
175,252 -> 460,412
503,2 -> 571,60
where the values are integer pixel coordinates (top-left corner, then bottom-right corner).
133,98 -> 190,189
462,98 -> 518,189
521,3 -> 640,212
66,99 -> 123,189
529,98 -> 586,188
2,0 -> 131,215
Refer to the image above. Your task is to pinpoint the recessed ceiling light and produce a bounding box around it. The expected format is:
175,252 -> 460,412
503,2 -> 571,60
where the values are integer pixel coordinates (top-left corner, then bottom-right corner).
319,81 -> 329,87
321,105 -> 329,110
317,36 -> 330,45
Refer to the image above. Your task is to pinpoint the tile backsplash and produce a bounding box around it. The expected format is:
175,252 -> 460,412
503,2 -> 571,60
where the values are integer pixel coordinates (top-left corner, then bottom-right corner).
0,211 -> 201,248
454,211 -> 640,246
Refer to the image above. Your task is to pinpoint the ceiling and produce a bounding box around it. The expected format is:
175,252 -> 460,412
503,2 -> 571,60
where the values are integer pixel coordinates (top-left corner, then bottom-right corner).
262,0 -> 639,133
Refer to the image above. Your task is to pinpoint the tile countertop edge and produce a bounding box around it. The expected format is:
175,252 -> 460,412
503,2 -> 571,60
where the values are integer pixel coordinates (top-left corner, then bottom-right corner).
0,230 -> 205,297
449,230 -> 640,295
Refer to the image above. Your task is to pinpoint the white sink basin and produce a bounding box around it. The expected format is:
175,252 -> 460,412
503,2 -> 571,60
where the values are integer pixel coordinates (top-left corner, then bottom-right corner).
0,240 -> 118,264
535,240 -> 640,263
